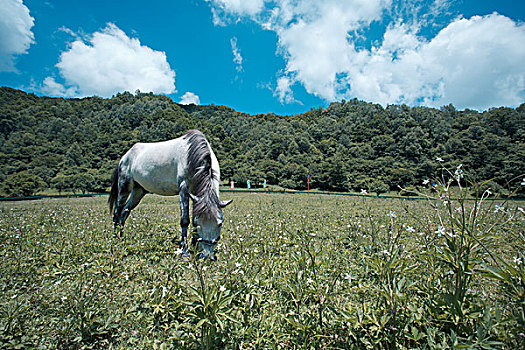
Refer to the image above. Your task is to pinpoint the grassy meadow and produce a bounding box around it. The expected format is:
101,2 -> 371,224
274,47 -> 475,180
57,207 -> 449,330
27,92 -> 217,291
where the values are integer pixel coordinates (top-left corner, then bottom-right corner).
1,187 -> 524,349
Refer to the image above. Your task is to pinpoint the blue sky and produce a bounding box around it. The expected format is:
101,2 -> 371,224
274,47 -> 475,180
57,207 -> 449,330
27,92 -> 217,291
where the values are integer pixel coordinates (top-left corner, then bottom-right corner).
1,0 -> 524,115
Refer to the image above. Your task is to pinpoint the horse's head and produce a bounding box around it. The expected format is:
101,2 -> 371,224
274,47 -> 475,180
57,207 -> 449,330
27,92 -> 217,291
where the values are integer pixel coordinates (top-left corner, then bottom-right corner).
191,195 -> 232,260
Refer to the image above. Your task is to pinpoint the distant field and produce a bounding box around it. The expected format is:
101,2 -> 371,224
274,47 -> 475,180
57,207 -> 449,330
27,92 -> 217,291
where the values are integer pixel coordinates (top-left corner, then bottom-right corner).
1,192 -> 524,349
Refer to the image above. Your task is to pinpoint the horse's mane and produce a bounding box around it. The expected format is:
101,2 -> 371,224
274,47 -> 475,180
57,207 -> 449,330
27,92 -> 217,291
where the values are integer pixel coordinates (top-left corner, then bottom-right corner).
184,130 -> 221,219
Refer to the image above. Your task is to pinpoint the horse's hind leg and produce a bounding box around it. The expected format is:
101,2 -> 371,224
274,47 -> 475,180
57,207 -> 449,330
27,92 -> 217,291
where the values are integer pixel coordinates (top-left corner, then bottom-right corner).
178,181 -> 190,255
118,185 -> 147,229
113,174 -> 132,237
113,192 -> 129,237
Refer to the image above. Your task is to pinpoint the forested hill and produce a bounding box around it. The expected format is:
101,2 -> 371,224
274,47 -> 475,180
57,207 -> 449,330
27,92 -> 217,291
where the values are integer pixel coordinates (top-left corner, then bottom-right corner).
1,86 -> 524,197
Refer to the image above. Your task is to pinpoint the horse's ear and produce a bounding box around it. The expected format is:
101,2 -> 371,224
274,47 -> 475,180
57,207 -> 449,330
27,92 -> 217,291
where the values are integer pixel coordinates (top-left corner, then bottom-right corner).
219,199 -> 233,208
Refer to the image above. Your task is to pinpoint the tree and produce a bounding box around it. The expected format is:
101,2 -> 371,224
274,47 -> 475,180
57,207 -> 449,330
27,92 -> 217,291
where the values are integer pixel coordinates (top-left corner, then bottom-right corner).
0,86 -> 523,197
1,171 -> 45,197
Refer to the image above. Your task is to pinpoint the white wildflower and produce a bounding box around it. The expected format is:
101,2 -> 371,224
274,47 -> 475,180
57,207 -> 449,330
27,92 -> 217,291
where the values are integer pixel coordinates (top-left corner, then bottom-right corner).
446,231 -> 457,238
494,204 -> 505,213
219,285 -> 227,292
306,277 -> 314,285
521,178 -> 525,186
360,189 -> 368,195
345,273 -> 353,283
406,226 -> 415,233
514,256 -> 522,265
387,211 -> 397,218
436,157 -> 444,162
435,226 -> 446,236
422,179 -> 430,185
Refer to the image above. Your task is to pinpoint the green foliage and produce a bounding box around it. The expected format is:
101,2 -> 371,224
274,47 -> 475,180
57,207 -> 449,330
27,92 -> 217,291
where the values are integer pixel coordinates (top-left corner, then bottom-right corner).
1,87 -> 524,196
0,170 -> 45,197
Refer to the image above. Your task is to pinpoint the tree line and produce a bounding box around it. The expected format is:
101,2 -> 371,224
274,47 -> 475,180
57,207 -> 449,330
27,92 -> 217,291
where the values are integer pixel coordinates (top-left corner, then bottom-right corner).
0,87 -> 523,197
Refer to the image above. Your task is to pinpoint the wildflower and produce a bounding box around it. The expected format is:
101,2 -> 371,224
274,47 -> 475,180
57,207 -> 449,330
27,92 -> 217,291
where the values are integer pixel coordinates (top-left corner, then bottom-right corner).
219,285 -> 227,292
235,262 -> 242,269
436,157 -> 444,162
306,277 -> 314,285
382,249 -> 390,256
435,226 -> 446,236
175,247 -> 184,255
494,204 -> 505,213
406,226 -> 415,233
422,179 -> 430,185
345,273 -> 353,283
514,256 -> 522,265
446,231 -> 457,238
521,178 -> 525,186
360,189 -> 368,195
387,211 -> 397,218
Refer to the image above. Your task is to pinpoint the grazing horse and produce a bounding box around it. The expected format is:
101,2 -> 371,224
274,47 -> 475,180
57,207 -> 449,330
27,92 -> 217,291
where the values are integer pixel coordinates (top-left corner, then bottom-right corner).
108,130 -> 232,260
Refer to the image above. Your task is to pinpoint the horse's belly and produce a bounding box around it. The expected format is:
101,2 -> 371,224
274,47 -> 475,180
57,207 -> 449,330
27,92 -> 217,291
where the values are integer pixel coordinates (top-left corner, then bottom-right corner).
136,176 -> 179,196
131,161 -> 180,196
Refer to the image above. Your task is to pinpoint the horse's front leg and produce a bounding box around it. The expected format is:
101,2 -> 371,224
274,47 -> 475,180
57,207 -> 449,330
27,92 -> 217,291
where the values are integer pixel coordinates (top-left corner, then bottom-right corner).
178,182 -> 190,256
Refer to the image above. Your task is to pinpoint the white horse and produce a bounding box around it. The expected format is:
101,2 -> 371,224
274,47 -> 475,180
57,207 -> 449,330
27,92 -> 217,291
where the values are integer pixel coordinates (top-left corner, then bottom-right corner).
108,129 -> 232,260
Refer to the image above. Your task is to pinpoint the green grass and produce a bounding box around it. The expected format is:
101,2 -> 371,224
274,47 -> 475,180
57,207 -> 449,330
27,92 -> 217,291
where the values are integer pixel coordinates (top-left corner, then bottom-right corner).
1,190 -> 524,349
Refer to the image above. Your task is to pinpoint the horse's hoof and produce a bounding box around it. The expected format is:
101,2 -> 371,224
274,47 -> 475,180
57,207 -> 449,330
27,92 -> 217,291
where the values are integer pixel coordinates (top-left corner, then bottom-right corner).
197,252 -> 217,261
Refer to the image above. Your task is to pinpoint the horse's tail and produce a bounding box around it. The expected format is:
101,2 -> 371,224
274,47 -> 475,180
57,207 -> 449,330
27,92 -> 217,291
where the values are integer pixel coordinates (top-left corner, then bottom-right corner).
108,163 -> 119,214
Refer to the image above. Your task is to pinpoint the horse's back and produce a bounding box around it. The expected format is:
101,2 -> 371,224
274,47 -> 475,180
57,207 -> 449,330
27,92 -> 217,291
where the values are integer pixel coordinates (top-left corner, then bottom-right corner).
122,138 -> 188,196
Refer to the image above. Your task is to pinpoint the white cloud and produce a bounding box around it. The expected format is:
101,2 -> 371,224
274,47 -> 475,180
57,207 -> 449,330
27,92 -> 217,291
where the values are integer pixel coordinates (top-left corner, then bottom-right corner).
41,77 -> 77,97
0,0 -> 35,71
45,23 -> 176,97
274,76 -> 296,104
349,14 -> 525,109
209,0 -> 525,110
230,36 -> 243,72
179,91 -> 200,105
209,0 -> 266,25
